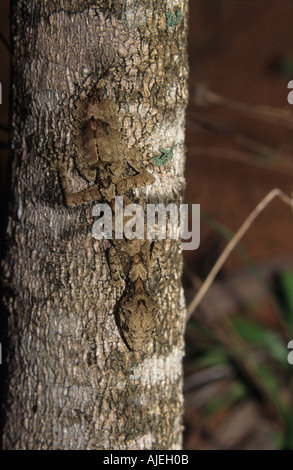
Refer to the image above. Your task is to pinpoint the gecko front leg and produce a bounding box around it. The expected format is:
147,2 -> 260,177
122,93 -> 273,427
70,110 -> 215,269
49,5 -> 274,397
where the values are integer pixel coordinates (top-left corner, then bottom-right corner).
57,160 -> 105,207
113,158 -> 155,195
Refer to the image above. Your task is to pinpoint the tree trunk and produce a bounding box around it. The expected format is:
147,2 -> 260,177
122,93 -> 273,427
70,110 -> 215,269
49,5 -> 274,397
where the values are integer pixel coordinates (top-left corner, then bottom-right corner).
1,0 -> 189,450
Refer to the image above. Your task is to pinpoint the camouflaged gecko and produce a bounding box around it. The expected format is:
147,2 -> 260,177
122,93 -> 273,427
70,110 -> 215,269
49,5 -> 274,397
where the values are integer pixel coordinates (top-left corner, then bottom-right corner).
57,89 -> 171,351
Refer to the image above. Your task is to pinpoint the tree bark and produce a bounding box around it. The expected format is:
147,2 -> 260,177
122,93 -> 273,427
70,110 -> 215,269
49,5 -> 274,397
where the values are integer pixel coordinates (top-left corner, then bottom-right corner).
1,0 -> 189,450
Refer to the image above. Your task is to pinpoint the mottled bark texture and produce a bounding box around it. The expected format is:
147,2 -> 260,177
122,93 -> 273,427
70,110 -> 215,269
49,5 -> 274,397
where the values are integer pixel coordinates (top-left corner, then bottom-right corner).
1,0 -> 188,449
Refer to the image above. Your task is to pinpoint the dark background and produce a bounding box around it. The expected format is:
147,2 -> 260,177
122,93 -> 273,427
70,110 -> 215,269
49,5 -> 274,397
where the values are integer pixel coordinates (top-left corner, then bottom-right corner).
2,0 -> 293,450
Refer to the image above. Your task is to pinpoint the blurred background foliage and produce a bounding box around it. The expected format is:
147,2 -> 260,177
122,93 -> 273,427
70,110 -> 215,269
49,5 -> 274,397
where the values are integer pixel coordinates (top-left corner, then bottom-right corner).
184,0 -> 293,449
1,0 -> 293,450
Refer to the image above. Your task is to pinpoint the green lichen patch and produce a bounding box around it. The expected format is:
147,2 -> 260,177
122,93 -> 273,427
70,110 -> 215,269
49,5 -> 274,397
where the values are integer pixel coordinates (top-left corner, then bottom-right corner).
165,8 -> 182,29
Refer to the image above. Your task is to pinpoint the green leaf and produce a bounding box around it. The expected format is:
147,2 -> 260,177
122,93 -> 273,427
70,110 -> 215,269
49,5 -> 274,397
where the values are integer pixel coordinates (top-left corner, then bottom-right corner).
231,317 -> 287,364
275,271 -> 293,332
274,58 -> 293,76
196,348 -> 229,368
203,382 -> 247,419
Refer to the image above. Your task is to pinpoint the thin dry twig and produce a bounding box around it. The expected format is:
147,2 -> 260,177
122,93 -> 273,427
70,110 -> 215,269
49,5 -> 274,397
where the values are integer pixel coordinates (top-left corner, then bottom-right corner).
188,145 -> 293,176
187,188 -> 293,318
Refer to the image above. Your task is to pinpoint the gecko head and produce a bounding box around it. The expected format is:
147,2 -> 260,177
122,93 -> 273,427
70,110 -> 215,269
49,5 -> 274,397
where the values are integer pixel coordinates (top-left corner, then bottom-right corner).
118,292 -> 158,351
